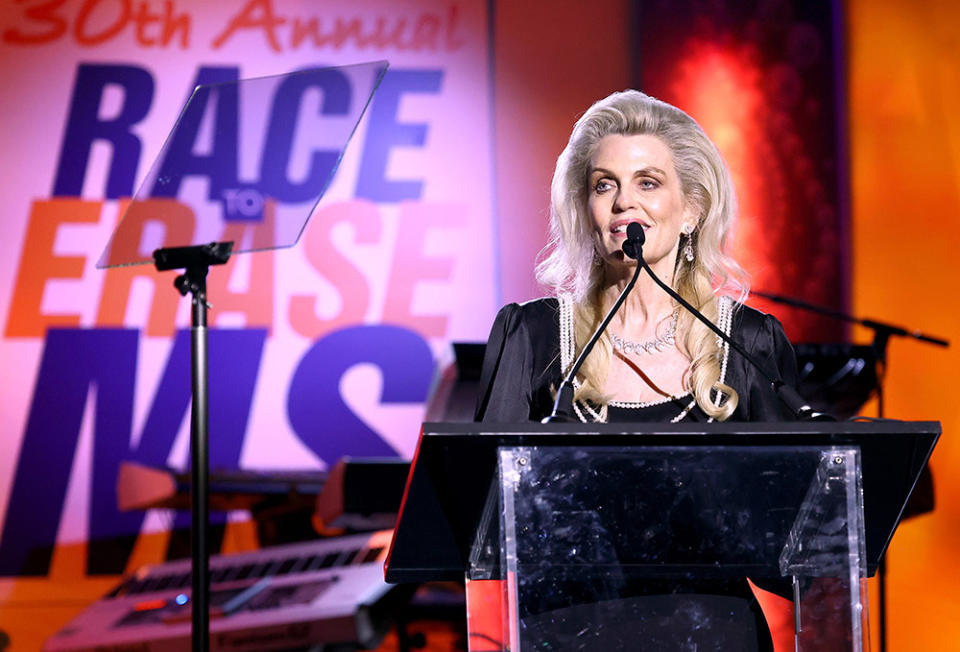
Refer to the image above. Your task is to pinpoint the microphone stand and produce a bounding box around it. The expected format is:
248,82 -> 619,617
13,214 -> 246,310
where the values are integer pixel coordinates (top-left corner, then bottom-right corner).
751,291 -> 949,416
543,258 -> 643,423
617,224 -> 829,421
544,223 -> 826,423
752,290 -> 949,652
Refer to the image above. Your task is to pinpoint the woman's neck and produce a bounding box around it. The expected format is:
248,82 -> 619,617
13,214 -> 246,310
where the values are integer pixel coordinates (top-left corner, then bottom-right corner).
601,263 -> 677,333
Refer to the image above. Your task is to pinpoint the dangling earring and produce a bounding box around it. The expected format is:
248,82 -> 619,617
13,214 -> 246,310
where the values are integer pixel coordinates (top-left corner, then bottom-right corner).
682,224 -> 695,263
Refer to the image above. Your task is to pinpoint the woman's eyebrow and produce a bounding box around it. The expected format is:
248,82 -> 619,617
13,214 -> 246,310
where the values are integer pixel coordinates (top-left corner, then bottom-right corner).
589,166 -> 614,177
635,166 -> 666,177
589,166 -> 667,177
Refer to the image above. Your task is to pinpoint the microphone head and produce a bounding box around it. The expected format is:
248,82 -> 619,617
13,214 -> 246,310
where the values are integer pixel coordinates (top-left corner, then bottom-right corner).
622,222 -> 645,260
626,221 -> 646,244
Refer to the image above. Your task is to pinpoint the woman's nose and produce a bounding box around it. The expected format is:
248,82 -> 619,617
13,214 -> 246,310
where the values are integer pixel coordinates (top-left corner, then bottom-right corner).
613,186 -> 638,212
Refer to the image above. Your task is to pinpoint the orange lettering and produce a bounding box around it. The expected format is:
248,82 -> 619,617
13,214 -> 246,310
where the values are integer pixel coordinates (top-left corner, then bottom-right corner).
290,15 -> 410,50
288,200 -> 379,339
331,17 -> 372,48
207,203 -> 276,333
382,202 -> 462,338
2,0 -> 68,45
5,199 -> 101,337
159,0 -> 189,48
131,1 -> 189,49
445,5 -> 465,51
96,199 -> 195,336
211,0 -> 285,52
373,16 -> 408,49
131,1 -> 160,45
74,0 -> 130,46
288,16 -> 322,48
410,14 -> 440,51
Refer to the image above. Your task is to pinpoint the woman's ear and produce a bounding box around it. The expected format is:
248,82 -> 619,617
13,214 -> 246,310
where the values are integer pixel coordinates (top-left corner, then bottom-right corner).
681,199 -> 701,231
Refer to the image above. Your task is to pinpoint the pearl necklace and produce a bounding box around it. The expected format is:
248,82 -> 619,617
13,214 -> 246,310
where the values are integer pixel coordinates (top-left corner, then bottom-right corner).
609,310 -> 679,355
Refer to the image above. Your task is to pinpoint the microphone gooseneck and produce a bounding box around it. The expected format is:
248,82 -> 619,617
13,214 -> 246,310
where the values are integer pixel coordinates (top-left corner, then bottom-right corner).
621,223 -> 830,421
541,225 -> 646,423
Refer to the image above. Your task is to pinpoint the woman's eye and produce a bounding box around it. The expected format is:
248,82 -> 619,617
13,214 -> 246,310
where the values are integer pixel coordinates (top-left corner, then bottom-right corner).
594,179 -> 614,193
640,178 -> 659,190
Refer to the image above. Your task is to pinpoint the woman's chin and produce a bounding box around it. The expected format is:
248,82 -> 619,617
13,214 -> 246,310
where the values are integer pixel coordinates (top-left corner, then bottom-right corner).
602,250 -> 630,266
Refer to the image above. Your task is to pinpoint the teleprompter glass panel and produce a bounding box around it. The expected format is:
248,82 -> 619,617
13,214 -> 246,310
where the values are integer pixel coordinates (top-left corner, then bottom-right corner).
97,61 -> 386,268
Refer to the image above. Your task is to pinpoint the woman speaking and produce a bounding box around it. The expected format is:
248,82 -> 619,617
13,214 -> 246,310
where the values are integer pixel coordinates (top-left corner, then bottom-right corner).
473,90 -> 799,651
476,90 -> 798,425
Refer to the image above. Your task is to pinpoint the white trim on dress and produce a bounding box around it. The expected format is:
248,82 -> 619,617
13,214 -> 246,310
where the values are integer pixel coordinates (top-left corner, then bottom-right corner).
558,294 -> 734,423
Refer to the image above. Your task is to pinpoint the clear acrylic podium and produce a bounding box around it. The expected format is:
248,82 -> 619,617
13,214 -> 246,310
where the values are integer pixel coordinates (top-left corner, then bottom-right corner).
385,422 -> 939,652
478,445 -> 865,651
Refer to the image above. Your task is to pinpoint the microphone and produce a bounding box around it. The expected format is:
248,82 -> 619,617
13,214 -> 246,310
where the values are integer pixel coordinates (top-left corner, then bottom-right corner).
541,225 -> 646,423
621,222 -> 830,421
622,221 -> 645,259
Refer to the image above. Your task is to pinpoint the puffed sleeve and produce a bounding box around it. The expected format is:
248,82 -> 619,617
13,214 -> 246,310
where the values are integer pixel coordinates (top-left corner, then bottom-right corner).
474,303 -> 535,422
735,311 -> 801,422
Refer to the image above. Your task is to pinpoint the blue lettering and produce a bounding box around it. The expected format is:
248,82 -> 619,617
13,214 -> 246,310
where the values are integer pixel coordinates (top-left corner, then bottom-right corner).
259,67 -> 351,205
52,64 -> 154,198
0,328 -> 266,576
122,327 -> 266,567
151,67 -> 240,203
356,69 -> 443,202
0,329 -> 137,575
287,325 -> 434,464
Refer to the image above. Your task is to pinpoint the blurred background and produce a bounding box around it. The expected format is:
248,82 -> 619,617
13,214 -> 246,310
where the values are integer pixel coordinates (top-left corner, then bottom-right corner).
0,0 -> 957,649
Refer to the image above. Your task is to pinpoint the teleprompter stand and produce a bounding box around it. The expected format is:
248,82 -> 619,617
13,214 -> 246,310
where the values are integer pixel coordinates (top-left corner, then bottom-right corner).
153,242 -> 233,652
96,62 -> 389,651
386,421 -> 939,651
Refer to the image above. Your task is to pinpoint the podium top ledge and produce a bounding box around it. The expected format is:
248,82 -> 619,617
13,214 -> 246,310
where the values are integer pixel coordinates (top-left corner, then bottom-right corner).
420,419 -> 940,438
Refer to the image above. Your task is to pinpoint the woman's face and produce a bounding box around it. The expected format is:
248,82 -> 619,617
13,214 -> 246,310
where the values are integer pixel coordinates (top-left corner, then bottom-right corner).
587,133 -> 697,274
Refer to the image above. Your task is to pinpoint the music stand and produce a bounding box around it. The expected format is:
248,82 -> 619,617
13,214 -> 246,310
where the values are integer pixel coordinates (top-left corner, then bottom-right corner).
97,61 -> 388,652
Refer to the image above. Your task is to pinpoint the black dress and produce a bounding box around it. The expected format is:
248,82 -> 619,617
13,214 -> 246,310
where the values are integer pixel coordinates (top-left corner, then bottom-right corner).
475,296 -> 799,423
473,295 -> 799,651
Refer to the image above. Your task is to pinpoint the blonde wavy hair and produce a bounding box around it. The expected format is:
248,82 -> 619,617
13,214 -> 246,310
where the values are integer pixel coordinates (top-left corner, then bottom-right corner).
536,90 -> 748,420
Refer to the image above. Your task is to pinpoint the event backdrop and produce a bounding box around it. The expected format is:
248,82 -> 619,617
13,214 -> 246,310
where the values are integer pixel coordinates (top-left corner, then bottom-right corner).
0,0 -> 850,648
639,0 -> 847,342
5,1 -> 958,651
0,3 -> 499,647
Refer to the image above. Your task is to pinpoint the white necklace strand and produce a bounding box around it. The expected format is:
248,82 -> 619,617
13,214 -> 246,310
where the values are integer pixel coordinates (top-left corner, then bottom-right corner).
610,310 -> 679,355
